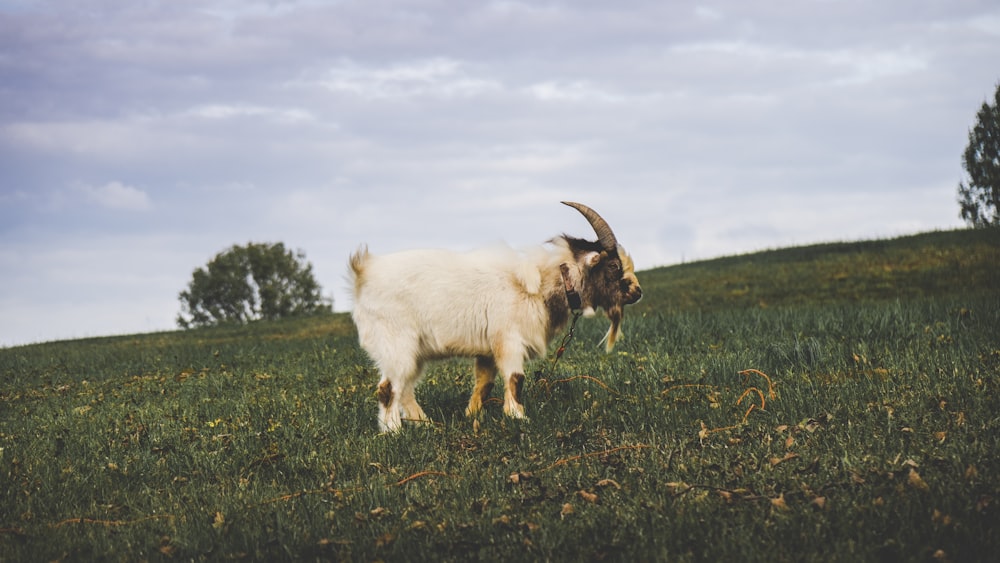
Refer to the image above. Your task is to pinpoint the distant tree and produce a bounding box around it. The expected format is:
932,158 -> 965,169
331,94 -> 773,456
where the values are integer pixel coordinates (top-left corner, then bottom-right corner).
958,82 -> 1000,227
177,242 -> 331,328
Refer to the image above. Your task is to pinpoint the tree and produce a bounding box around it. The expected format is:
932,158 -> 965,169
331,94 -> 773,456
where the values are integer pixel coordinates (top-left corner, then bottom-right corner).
958,82 -> 1000,227
177,242 -> 332,328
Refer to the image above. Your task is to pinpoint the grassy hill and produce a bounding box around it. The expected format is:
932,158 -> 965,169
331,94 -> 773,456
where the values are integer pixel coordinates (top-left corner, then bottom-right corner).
635,228 -> 1000,312
1,229 -> 997,562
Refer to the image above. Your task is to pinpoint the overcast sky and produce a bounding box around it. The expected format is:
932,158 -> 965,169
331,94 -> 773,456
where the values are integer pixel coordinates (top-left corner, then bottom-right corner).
1,0 -> 998,347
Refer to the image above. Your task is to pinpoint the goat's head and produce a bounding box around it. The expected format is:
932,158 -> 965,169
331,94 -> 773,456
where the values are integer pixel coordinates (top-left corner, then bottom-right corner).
561,201 -> 642,352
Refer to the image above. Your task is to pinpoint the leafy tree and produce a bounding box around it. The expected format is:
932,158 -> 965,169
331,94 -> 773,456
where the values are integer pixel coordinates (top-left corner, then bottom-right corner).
177,242 -> 331,328
958,82 -> 1000,227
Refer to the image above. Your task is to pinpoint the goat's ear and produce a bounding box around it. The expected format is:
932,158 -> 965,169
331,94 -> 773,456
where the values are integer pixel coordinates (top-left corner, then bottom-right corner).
583,251 -> 603,268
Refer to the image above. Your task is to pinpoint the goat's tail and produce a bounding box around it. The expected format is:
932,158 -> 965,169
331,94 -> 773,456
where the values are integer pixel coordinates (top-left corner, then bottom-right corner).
348,245 -> 370,296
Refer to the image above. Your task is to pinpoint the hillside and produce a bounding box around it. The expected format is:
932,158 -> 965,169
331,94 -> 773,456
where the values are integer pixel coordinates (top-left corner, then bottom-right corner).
635,228 -> 1000,313
0,228 -> 997,561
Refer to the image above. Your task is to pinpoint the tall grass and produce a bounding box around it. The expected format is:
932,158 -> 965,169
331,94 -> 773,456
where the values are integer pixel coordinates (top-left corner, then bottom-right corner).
1,229 -> 997,561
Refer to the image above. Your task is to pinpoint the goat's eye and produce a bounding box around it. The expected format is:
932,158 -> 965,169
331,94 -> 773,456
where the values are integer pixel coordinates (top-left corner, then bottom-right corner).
609,262 -> 621,273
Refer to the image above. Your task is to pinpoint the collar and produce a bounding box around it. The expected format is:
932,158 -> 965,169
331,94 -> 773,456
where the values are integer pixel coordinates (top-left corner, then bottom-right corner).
559,263 -> 583,312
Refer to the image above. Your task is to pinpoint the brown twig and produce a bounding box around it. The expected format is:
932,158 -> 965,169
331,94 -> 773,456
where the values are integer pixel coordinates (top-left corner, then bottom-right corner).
539,444 -> 650,473
739,369 -> 776,399
700,370 -> 776,436
50,514 -> 174,528
393,470 -> 454,487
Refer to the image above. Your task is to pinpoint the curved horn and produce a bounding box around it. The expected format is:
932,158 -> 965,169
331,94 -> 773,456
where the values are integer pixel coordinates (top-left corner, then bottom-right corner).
562,201 -> 618,251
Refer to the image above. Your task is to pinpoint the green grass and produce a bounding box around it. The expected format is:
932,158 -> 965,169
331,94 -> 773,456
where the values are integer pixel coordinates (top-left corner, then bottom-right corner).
1,229 -> 998,561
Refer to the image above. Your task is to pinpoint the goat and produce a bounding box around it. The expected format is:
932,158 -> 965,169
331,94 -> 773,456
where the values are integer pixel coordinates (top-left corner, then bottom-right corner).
349,201 -> 642,432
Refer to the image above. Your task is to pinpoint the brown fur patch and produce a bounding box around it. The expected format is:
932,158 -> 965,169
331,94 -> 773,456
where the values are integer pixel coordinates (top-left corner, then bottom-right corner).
509,373 -> 525,404
376,380 -> 393,407
478,381 -> 495,403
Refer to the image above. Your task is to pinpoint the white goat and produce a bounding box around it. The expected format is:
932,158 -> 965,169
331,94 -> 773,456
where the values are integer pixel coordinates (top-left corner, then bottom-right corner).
349,201 -> 642,432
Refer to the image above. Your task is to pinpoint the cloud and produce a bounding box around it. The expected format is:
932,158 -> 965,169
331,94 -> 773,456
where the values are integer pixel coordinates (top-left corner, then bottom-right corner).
78,182 -> 152,211
183,104 -> 315,123
315,58 -> 502,99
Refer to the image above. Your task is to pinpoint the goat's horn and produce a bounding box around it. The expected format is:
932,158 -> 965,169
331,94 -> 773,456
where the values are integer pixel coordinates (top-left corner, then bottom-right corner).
562,201 -> 618,251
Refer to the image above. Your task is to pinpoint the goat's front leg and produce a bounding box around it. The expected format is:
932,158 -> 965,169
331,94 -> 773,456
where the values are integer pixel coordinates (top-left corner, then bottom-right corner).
495,349 -> 528,419
466,356 -> 497,417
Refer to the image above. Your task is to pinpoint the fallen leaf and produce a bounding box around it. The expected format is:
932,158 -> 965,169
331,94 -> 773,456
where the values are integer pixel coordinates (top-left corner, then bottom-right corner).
770,493 -> 789,511
595,479 -> 621,489
577,490 -> 598,503
769,452 -> 799,466
509,471 -> 533,484
908,469 -> 930,492
784,435 -> 795,449
665,481 -> 689,494
560,503 -> 574,519
212,511 -> 226,530
932,509 -> 952,527
965,465 -> 979,481
934,431 -> 947,443
811,496 -> 827,510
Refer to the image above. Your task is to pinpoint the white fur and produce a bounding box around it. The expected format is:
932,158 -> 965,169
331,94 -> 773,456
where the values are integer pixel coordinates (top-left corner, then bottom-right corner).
350,240 -> 588,432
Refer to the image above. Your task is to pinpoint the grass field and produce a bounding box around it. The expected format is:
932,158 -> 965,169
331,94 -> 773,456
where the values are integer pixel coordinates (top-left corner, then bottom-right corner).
1,228 -> 998,562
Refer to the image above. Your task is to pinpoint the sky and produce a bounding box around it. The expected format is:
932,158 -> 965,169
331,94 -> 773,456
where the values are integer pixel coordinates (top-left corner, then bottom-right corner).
1,0 -> 998,347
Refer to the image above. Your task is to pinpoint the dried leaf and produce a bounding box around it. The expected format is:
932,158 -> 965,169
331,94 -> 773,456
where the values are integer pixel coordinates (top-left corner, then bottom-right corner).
908,469 -> 930,492
595,479 -> 621,489
811,496 -> 827,510
934,431 -> 947,443
770,493 -> 789,511
799,418 -> 822,433
560,503 -> 574,519
665,481 -> 689,494
509,471 -> 533,484
769,452 -> 799,466
965,465 -> 979,481
212,511 -> 226,530
784,435 -> 795,449
577,490 -> 598,503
